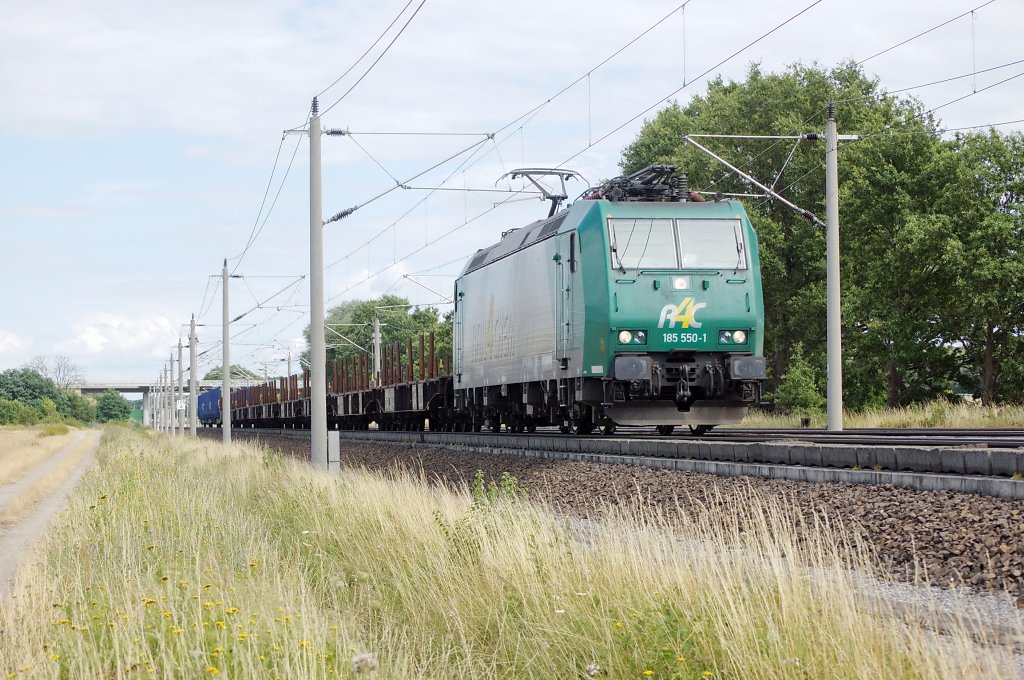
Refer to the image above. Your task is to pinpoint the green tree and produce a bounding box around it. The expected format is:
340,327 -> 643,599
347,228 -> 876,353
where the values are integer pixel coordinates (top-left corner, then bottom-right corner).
0,398 -> 39,425
620,61 -> 953,407
60,391 -> 97,423
96,389 -> 132,423
203,365 -> 262,381
773,344 -> 824,413
0,368 -> 63,408
927,130 -> 1024,403
307,295 -> 452,380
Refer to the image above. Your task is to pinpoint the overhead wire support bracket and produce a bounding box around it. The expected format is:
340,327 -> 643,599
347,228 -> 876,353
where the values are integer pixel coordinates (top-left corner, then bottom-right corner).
683,135 -> 825,227
324,128 -> 492,138
322,134 -> 494,226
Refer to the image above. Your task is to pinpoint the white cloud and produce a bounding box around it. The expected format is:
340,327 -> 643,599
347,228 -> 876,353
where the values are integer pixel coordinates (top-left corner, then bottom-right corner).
0,331 -> 28,354
56,314 -> 179,357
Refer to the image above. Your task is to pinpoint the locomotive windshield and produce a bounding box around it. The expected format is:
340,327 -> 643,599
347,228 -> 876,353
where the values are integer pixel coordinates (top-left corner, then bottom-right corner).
678,218 -> 746,270
608,218 -> 676,269
607,217 -> 746,270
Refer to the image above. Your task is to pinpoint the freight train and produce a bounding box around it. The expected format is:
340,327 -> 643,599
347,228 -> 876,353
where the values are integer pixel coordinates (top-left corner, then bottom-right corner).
198,165 -> 766,436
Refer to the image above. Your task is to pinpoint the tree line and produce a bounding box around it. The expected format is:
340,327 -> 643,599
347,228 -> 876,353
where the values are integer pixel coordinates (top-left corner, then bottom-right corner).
620,61 -> 1023,411
0,357 -> 132,425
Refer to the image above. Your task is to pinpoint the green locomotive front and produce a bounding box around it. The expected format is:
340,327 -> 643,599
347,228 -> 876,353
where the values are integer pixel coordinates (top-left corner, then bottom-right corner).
453,166 -> 765,434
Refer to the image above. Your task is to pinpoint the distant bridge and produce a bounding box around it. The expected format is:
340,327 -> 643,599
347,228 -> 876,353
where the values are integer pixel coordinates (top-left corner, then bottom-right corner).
69,381 -> 224,396
70,380 -> 261,427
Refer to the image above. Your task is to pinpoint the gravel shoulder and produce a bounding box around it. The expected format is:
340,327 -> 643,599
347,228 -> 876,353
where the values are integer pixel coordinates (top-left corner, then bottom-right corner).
0,430 -> 100,599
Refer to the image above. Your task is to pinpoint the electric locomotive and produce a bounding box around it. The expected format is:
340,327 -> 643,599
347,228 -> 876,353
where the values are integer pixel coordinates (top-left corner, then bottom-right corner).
217,165 -> 766,436
453,165 -> 765,435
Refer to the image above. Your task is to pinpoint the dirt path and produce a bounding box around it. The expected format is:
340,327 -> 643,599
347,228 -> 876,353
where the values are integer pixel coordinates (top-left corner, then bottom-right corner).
0,430 -> 100,598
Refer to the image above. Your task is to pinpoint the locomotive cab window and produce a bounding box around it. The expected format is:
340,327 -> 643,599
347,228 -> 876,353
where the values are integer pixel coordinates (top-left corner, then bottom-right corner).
676,218 -> 747,270
607,218 -> 677,269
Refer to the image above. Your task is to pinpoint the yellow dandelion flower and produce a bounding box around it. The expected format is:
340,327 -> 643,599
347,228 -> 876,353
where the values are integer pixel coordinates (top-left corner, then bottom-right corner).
642,671 -> 653,677
170,627 -> 183,635
205,667 -> 220,675
299,640 -> 311,648
238,632 -> 249,641
329,625 -> 338,631
215,621 -> 226,629
702,672 -> 713,678
225,608 -> 239,615
50,655 -> 60,661
676,656 -> 686,662
614,621 -> 623,629
178,580 -> 189,587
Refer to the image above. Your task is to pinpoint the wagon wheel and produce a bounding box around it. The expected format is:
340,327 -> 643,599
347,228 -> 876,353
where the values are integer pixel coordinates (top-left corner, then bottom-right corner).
688,425 -> 714,436
655,425 -> 675,436
572,419 -> 594,435
599,421 -> 617,436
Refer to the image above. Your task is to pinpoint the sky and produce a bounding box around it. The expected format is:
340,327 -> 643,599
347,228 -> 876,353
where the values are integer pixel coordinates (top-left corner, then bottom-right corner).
1,0 -> 1021,387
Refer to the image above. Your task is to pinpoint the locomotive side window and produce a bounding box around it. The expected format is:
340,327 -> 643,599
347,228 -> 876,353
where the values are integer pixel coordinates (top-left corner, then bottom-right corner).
607,218 -> 677,269
676,219 -> 747,270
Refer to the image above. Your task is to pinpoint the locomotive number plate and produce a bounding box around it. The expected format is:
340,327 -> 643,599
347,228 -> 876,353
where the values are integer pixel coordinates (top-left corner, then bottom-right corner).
662,332 -> 707,343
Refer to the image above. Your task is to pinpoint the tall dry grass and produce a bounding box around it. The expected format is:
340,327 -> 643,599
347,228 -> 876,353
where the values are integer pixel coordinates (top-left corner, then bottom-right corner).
0,428 -> 77,486
736,400 -> 1024,429
0,426 -> 1018,678
0,432 -> 93,525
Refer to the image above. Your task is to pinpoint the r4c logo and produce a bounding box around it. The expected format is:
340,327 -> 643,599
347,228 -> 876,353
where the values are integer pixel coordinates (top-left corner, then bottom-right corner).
658,298 -> 706,329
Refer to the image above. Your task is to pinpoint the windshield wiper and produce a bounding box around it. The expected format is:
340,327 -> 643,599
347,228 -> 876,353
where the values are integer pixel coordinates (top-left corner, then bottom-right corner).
610,229 -> 627,274
733,227 -> 744,272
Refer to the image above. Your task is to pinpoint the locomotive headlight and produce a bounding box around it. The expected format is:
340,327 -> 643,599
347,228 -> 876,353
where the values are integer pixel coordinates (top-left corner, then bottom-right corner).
719,330 -> 748,344
671,276 -> 691,290
617,330 -> 648,345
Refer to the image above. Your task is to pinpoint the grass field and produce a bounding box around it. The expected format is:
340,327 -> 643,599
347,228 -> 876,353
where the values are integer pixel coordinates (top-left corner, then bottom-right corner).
0,432 -> 92,526
736,401 -> 1024,429
0,426 -> 1019,678
0,427 -> 77,487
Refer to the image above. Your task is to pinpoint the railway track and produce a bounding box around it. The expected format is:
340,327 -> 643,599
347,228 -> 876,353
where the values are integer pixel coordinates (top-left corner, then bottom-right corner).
710,427 -> 1024,448
206,426 -> 1024,499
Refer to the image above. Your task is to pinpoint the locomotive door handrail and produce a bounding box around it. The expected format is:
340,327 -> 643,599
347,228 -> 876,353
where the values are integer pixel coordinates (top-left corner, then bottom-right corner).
454,288 -> 464,383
